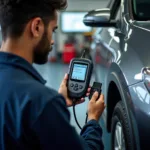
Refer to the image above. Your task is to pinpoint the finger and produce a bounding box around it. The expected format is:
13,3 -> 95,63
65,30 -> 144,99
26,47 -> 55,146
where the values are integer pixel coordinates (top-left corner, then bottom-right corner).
87,88 -> 91,93
91,91 -> 99,102
61,73 -> 68,85
86,93 -> 90,97
64,73 -> 68,80
76,98 -> 85,105
97,94 -> 105,104
81,97 -> 85,101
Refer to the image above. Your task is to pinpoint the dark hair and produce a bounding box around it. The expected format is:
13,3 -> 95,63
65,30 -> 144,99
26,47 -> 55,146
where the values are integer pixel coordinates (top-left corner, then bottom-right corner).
0,0 -> 67,40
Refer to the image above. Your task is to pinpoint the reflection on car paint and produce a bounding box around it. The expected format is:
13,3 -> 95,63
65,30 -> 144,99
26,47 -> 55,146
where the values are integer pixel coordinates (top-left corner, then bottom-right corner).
133,86 -> 150,105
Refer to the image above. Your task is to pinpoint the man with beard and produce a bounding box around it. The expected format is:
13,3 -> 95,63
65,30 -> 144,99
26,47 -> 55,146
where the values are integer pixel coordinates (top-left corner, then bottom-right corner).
0,0 -> 105,150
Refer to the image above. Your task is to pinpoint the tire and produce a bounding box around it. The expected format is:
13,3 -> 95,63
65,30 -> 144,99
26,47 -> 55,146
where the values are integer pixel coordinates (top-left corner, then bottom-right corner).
111,101 -> 134,150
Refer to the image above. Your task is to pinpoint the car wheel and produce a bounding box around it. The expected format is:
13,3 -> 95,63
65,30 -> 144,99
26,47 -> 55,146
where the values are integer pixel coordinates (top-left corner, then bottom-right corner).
111,101 -> 134,150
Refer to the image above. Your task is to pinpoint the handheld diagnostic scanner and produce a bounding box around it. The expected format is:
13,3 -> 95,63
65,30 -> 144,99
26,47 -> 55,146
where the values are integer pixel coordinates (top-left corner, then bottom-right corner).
68,58 -> 93,100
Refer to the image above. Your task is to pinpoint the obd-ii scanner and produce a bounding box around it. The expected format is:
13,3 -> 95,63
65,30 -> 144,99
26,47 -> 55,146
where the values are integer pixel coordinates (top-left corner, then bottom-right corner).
67,51 -> 102,129
68,58 -> 93,99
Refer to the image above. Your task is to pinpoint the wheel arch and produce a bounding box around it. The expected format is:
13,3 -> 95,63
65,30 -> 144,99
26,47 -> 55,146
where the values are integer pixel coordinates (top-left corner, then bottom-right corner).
105,63 -> 137,149
106,63 -> 131,132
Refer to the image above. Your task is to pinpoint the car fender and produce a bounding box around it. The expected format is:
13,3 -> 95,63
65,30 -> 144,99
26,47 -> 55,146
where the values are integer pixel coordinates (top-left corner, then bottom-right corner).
105,63 -> 139,149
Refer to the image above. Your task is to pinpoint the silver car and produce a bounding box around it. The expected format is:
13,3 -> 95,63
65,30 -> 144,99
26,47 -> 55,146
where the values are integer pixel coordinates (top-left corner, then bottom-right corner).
84,0 -> 150,149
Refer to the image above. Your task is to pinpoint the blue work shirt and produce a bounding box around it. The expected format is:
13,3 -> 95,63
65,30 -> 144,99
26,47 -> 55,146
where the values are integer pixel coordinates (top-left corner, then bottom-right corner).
0,52 -> 104,150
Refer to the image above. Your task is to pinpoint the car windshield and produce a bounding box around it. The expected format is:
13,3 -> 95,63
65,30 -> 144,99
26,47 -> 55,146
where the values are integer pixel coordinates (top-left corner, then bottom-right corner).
133,0 -> 150,20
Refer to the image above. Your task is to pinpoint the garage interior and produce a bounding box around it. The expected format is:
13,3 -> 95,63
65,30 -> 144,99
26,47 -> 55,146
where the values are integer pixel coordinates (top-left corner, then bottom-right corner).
1,0 -> 150,149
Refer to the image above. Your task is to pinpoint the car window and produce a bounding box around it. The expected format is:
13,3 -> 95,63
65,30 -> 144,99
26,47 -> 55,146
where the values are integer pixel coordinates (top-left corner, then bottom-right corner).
132,0 -> 150,20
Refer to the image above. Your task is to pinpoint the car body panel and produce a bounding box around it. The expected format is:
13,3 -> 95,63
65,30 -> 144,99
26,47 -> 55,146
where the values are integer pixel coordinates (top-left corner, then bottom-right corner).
129,82 -> 150,149
90,0 -> 150,149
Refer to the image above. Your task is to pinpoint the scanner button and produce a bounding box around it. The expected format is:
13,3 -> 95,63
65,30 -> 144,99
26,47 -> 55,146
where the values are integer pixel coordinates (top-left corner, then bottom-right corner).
79,85 -> 83,89
74,87 -> 78,91
75,84 -> 78,87
70,83 -> 74,87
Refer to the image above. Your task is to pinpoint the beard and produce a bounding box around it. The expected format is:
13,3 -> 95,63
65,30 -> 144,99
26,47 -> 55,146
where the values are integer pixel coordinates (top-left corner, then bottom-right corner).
33,30 -> 53,64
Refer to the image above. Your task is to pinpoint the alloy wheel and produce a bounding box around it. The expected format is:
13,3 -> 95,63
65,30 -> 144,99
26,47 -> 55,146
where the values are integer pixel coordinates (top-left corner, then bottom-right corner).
114,122 -> 126,150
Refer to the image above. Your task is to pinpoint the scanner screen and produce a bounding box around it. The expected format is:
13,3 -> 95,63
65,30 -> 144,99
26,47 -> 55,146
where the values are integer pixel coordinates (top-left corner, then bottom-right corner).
71,64 -> 87,81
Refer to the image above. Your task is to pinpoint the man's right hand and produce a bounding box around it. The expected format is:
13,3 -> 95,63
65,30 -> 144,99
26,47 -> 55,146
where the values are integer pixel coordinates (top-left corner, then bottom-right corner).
88,92 -> 105,122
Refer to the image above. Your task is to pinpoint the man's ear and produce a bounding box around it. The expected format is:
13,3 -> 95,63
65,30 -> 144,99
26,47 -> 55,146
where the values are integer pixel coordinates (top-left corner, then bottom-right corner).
30,17 -> 44,38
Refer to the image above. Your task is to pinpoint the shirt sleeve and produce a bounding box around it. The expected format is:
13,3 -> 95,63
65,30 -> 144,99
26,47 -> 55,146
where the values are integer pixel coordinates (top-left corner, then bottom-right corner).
31,95 -> 104,150
80,120 -> 104,150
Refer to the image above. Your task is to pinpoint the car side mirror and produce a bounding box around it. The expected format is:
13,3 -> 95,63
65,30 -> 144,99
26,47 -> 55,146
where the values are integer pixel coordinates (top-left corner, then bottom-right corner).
83,8 -> 117,27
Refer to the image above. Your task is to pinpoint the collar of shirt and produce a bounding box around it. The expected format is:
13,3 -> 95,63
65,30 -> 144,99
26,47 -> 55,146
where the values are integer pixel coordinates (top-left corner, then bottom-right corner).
0,52 -> 47,84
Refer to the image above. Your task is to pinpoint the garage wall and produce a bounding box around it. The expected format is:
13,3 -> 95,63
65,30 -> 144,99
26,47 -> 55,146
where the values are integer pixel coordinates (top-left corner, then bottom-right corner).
56,0 -> 109,52
67,0 -> 108,11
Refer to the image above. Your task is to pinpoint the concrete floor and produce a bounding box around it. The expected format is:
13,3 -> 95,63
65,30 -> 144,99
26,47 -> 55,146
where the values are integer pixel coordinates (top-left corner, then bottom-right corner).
34,62 -> 111,150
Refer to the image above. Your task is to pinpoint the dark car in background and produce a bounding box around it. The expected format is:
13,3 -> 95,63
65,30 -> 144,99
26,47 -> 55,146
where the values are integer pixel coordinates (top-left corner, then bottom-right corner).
84,0 -> 150,149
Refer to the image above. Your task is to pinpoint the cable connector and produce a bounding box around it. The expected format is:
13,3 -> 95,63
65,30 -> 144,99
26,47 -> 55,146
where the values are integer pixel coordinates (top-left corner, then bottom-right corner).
85,82 -> 102,124
89,82 -> 102,100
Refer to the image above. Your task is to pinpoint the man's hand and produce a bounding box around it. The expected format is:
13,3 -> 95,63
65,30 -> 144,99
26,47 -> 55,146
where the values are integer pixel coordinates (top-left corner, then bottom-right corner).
88,92 -> 105,122
58,74 -> 91,107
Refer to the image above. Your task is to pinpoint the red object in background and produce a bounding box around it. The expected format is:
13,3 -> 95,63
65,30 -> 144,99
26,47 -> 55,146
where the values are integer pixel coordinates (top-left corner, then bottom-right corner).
62,44 -> 76,63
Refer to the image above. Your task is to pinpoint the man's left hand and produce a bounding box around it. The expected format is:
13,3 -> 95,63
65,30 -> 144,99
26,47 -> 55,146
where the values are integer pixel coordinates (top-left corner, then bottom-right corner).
58,74 -> 91,107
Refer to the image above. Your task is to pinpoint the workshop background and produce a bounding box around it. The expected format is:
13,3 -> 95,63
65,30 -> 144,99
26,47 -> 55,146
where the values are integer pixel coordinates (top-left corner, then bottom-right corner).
33,0 -> 111,149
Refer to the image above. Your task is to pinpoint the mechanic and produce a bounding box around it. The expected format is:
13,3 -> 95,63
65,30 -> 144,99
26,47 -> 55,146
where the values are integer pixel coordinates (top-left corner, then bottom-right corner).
0,0 -> 105,150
